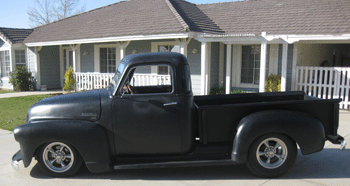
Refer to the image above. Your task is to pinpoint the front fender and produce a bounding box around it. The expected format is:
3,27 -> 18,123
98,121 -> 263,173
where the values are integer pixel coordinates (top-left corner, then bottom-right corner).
13,120 -> 112,173
232,110 -> 325,164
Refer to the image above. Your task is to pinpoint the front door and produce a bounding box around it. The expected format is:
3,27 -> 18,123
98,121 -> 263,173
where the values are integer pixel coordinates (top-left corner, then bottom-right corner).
112,64 -> 183,156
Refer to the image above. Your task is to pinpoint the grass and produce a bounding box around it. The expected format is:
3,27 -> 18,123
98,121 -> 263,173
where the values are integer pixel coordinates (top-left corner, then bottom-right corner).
0,94 -> 54,131
0,90 -> 14,94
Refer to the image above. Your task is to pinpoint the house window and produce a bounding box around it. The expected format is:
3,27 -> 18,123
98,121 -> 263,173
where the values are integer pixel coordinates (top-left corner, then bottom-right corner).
0,50 -> 10,77
15,50 -> 26,67
100,48 -> 116,73
157,45 -> 179,75
241,45 -> 268,85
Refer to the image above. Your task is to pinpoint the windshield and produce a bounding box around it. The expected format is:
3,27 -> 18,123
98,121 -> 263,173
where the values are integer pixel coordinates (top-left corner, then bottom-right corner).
111,62 -> 126,92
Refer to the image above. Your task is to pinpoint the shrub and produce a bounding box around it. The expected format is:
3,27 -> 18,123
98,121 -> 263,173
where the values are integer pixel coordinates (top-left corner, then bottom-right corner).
231,89 -> 247,94
209,87 -> 225,95
9,66 -> 33,91
63,66 -> 75,92
265,74 -> 281,92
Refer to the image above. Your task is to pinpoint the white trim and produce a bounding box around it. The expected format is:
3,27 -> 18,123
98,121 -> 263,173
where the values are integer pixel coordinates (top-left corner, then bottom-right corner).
292,43 -> 298,90
259,33 -> 267,92
196,34 -> 350,44
118,41 -> 130,60
25,33 -> 192,47
235,45 -> 259,89
201,42 -> 208,95
151,40 -> 181,74
70,44 -> 81,72
35,46 -> 42,88
225,44 -> 232,94
232,45 -> 240,88
219,42 -> 224,87
0,35 -> 11,46
269,44 -> 279,75
94,43 -> 120,73
281,43 -> 288,91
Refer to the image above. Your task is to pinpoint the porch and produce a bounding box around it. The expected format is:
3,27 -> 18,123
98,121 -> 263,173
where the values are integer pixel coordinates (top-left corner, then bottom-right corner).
74,73 -> 171,91
294,66 -> 350,109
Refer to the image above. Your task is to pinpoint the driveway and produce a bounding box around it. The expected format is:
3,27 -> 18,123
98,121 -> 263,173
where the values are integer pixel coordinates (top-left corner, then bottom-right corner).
1,111 -> 349,186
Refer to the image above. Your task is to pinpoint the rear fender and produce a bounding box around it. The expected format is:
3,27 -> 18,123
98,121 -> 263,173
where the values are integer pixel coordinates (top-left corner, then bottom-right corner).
232,110 -> 325,164
13,120 -> 112,173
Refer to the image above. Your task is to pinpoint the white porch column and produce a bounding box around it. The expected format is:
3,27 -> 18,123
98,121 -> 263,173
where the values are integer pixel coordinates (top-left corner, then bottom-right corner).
281,43 -> 288,91
226,44 -> 232,94
35,46 -> 42,89
118,41 -> 130,60
201,42 -> 209,95
259,32 -> 267,92
291,43 -> 298,91
177,38 -> 191,57
70,44 -> 81,72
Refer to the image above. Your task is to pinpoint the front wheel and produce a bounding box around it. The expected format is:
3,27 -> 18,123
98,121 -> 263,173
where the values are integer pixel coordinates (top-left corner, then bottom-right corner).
245,133 -> 297,178
37,142 -> 82,177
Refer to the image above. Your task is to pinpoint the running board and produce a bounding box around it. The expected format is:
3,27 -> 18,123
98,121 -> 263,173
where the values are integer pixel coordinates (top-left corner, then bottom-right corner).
114,159 -> 236,170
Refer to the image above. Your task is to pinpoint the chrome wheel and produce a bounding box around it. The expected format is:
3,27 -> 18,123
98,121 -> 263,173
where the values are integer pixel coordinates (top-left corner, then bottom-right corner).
42,142 -> 74,173
256,137 -> 287,169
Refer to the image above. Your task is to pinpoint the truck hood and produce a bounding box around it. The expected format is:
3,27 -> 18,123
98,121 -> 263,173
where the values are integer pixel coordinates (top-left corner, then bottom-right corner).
27,89 -> 103,123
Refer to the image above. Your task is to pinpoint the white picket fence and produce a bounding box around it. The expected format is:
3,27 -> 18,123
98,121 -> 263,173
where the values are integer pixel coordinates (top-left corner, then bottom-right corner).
74,73 -> 171,91
295,66 -> 350,109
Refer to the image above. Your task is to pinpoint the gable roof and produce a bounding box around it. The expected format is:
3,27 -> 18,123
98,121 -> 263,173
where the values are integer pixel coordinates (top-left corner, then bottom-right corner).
0,27 -> 33,44
198,0 -> 350,35
23,0 -> 350,44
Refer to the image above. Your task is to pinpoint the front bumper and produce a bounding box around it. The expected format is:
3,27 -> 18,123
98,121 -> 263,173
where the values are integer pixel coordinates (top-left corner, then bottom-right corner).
11,150 -> 22,171
327,135 -> 347,150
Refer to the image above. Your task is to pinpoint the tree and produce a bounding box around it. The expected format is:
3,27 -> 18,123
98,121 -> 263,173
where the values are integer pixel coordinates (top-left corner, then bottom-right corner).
28,0 -> 86,27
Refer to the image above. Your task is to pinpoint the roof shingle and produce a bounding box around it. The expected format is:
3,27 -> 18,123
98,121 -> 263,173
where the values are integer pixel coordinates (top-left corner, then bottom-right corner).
0,27 -> 33,44
198,0 -> 350,35
23,0 -> 350,43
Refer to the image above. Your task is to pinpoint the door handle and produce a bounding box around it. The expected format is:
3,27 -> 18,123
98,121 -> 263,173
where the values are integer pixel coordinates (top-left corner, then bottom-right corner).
163,102 -> 178,106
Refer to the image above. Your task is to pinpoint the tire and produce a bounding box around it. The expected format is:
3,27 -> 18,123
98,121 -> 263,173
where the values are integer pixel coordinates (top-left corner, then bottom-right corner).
37,142 -> 82,177
245,133 -> 297,178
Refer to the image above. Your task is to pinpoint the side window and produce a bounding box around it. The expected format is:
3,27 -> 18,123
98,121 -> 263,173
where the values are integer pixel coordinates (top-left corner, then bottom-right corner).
121,64 -> 173,95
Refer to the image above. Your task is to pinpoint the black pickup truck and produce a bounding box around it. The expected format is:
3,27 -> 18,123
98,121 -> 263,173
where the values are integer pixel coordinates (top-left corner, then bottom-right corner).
12,52 -> 345,178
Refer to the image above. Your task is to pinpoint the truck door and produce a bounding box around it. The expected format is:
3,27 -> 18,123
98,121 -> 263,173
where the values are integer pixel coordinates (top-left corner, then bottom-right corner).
112,64 -> 184,156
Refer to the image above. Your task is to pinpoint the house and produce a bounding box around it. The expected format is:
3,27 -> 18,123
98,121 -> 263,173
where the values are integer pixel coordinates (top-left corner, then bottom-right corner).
1,0 -> 350,107
0,28 -> 33,89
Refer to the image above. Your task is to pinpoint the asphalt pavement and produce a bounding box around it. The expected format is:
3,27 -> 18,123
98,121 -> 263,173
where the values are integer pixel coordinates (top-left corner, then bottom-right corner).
0,110 -> 349,186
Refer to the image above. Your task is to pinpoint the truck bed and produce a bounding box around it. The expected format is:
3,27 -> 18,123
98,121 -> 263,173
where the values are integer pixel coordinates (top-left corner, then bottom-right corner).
194,91 -> 340,144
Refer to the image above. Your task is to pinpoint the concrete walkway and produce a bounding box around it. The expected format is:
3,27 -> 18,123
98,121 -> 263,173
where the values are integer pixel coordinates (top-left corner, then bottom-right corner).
0,90 -> 64,98
0,110 -> 349,186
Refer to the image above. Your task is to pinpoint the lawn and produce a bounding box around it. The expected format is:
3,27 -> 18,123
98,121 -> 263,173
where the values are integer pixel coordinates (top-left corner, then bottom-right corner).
0,90 -> 14,94
0,94 -> 54,131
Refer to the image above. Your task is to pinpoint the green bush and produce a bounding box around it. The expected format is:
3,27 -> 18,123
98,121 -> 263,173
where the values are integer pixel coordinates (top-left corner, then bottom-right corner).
209,87 -> 225,95
265,74 -> 281,92
9,66 -> 33,91
231,89 -> 247,94
63,66 -> 75,92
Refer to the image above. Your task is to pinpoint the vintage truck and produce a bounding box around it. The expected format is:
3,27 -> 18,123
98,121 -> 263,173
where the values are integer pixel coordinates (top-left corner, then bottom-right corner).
12,52 -> 346,178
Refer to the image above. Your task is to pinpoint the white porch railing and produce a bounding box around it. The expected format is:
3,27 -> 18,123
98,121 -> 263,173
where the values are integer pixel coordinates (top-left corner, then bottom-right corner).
295,66 -> 350,109
75,73 -> 114,91
74,73 -> 171,91
130,74 -> 171,86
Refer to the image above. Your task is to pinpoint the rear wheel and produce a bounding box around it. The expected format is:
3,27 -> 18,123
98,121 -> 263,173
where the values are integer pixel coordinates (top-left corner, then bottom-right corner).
37,142 -> 82,177
246,133 -> 297,178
